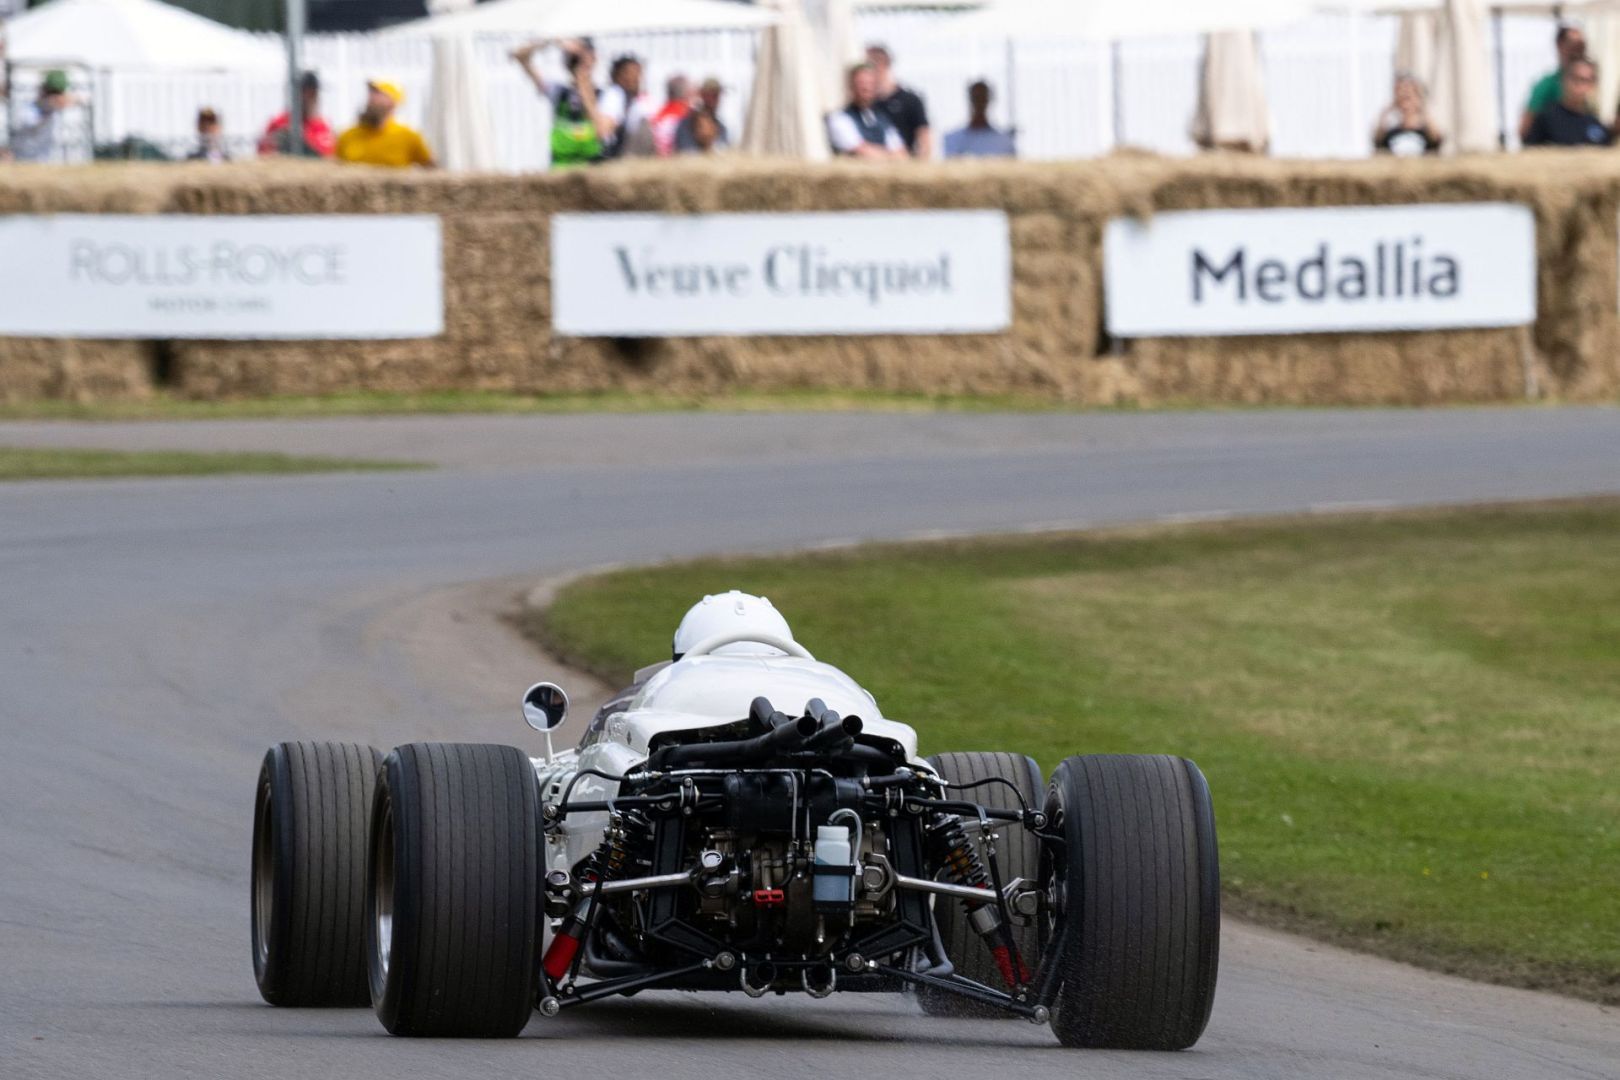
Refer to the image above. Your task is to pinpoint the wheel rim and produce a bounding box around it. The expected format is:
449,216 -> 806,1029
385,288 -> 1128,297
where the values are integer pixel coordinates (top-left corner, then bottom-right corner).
252,776 -> 274,973
372,797 -> 395,980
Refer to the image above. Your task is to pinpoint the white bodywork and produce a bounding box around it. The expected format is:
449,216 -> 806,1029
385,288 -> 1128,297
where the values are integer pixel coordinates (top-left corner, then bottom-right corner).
534,651 -> 922,874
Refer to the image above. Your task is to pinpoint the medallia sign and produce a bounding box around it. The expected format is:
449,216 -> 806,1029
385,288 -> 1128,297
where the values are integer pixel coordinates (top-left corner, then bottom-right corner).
1104,203 -> 1536,337
551,211 -> 1011,336
0,215 -> 443,339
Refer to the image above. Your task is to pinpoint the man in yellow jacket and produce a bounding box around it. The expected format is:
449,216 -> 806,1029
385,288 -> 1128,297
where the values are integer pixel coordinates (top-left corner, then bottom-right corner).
336,80 -> 435,168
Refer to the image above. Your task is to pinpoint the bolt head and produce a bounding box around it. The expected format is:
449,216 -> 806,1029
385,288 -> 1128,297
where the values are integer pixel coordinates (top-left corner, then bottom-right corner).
538,996 -> 562,1017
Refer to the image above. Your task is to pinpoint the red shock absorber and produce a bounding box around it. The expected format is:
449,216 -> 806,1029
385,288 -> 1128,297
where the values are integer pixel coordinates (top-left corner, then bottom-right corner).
934,815 -> 1028,988
543,818 -> 633,982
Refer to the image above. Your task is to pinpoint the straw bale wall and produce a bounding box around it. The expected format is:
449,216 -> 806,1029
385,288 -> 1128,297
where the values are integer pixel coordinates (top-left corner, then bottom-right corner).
2,153 -> 1617,405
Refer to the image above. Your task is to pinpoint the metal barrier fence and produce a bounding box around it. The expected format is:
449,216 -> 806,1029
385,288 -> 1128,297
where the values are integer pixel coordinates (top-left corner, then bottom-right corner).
0,9 -> 1568,168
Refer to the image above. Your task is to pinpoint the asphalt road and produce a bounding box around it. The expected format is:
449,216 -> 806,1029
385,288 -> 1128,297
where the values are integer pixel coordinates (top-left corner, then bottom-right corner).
2,408 -> 1618,1080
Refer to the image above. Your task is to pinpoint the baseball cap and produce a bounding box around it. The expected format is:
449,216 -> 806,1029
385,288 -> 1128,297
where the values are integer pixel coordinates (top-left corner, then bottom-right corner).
368,79 -> 405,106
42,70 -> 69,94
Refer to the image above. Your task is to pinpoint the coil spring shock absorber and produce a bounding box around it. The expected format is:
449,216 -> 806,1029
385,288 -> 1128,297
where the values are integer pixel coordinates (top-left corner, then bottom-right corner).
543,813 -> 640,982
932,814 -> 1029,988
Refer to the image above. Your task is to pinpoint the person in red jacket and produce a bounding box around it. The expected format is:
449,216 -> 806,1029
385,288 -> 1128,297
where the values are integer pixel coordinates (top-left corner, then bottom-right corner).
258,72 -> 335,158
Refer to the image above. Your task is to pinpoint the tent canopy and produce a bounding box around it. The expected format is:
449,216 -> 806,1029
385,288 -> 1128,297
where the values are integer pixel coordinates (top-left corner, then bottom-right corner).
935,0 -> 1314,40
2,0 -> 283,72
381,0 -> 779,40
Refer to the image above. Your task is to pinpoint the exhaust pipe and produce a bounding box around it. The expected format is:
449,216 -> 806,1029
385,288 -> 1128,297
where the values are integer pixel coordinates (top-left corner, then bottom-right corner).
740,961 -> 778,997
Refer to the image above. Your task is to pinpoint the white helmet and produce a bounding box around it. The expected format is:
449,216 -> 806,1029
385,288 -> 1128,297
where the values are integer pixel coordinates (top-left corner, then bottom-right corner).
672,591 -> 795,660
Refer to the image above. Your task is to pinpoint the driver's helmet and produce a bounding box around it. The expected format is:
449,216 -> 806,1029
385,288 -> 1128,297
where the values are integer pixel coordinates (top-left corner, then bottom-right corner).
672,591 -> 795,661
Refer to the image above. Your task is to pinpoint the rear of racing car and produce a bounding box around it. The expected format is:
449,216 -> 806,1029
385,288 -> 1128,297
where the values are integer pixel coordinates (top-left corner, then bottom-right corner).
249,601 -> 1219,1049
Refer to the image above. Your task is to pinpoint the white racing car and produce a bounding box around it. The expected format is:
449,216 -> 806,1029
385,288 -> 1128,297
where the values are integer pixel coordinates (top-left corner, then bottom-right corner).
250,592 -> 1219,1047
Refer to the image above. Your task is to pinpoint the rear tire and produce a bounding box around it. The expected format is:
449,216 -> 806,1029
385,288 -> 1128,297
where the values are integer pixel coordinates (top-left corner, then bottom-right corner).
917,751 -> 1044,1018
251,741 -> 383,1006
366,743 -> 540,1037
1045,754 -> 1220,1050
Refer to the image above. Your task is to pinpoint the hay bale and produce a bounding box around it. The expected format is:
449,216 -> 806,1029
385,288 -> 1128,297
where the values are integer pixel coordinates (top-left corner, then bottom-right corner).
6,153 -> 1620,405
0,339 -> 153,403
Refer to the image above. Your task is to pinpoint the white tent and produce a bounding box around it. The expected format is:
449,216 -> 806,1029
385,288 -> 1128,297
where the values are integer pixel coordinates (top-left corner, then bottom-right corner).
1326,0 -> 1505,152
1429,0 -> 1495,152
381,0 -> 778,39
934,0 -> 1313,40
742,0 -> 834,159
425,34 -> 499,171
1189,30 -> 1272,152
808,0 -> 862,112
2,0 -> 282,71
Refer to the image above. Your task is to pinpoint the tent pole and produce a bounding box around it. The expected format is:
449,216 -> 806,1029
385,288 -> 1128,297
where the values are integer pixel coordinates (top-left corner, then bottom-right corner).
1004,37 -> 1016,147
1110,39 -> 1122,148
3,58 -> 13,158
285,0 -> 306,155
1493,7 -> 1506,148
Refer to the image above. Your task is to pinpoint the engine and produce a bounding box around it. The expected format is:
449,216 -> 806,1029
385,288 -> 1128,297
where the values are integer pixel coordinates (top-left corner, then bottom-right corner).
537,695 -> 1018,999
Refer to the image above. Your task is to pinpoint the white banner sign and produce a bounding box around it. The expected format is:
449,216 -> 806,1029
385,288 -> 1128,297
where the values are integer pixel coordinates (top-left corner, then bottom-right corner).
551,211 -> 1010,336
0,215 -> 443,339
1104,204 -> 1536,337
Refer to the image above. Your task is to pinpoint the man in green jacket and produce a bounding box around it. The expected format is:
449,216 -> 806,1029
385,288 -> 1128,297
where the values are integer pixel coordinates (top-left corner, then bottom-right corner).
1520,23 -> 1589,143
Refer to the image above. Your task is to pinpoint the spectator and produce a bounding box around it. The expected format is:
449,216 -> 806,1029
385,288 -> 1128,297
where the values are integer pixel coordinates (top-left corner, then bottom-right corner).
1524,58 -> 1612,147
646,75 -> 691,157
675,78 -> 730,153
943,80 -> 1016,158
335,80 -> 435,167
1520,23 -> 1587,143
13,70 -> 76,163
684,110 -> 725,156
512,38 -> 610,168
597,54 -> 651,157
258,72 -> 334,158
1373,74 -> 1442,157
187,107 -> 230,163
866,44 -> 931,158
827,64 -> 906,159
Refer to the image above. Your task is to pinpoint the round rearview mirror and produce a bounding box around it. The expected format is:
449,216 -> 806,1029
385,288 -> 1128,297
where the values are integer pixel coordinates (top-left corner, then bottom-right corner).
522,681 -> 569,733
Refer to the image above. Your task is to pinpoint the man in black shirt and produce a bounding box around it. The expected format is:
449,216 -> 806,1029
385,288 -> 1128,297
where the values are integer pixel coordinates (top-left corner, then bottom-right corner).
1525,58 -> 1613,147
866,44 -> 931,158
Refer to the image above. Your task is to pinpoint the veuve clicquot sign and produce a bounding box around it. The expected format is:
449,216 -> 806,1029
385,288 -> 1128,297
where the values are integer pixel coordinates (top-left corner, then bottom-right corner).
1104,203 -> 1536,337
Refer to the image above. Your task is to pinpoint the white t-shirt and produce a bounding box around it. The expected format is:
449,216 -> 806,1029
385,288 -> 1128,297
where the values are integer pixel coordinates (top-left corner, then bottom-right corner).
12,101 -> 65,163
597,85 -> 652,138
827,108 -> 904,154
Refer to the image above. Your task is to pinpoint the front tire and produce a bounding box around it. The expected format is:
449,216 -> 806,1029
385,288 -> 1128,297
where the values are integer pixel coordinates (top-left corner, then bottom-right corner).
251,741 -> 383,1006
1045,754 -> 1219,1050
917,751 -> 1045,1018
366,742 -> 540,1037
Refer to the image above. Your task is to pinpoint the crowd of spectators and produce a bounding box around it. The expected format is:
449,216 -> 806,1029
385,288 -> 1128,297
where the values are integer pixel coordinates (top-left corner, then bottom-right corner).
1371,20 -> 1620,156
503,37 -> 1004,168
19,24 -> 1620,168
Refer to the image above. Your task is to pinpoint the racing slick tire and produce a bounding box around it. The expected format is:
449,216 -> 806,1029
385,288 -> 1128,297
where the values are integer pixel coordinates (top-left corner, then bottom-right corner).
1045,754 -> 1219,1050
366,742 -> 540,1037
251,741 -> 384,1006
917,751 -> 1045,1018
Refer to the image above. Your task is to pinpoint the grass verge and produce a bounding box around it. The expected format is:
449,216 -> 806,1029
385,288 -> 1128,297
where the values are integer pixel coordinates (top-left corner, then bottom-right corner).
0,446 -> 425,480
527,500 -> 1620,1004
0,389 -> 1095,422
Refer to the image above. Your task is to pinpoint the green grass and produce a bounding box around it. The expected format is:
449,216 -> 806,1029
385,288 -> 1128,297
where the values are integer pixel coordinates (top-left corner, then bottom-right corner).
531,501 -> 1620,1003
0,388 -> 1095,421
0,446 -> 425,480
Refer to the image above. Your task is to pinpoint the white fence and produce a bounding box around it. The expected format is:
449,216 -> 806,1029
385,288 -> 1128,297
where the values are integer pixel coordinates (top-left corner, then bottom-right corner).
2,9 -> 1572,167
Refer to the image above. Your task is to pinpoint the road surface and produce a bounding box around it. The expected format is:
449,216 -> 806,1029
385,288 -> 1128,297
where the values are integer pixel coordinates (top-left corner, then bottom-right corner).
2,408 -> 1617,1080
